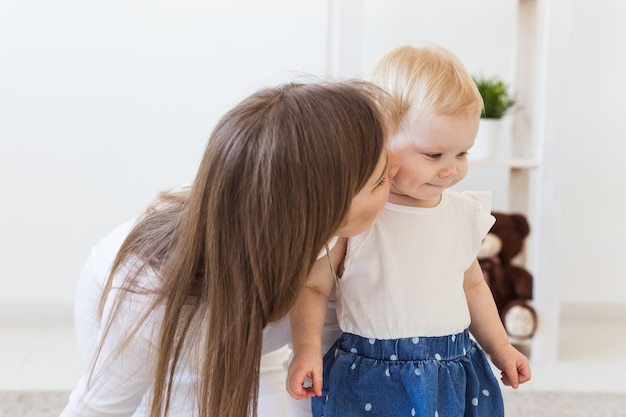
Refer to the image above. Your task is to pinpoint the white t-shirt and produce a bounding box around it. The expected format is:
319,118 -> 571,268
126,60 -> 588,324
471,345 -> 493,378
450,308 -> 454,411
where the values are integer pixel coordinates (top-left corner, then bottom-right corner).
337,190 -> 495,339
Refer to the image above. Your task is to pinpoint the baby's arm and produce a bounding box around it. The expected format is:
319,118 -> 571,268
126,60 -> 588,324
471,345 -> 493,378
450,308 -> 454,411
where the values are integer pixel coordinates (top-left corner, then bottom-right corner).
464,259 -> 531,388
286,238 -> 346,400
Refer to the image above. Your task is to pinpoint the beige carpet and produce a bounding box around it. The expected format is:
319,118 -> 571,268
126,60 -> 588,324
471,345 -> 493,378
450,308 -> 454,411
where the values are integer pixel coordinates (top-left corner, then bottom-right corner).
502,391 -> 626,417
1,390 -> 625,417
0,391 -> 69,417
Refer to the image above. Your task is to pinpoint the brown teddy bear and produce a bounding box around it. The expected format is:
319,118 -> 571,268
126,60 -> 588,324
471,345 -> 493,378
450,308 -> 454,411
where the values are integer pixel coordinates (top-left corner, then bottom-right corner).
478,212 -> 537,340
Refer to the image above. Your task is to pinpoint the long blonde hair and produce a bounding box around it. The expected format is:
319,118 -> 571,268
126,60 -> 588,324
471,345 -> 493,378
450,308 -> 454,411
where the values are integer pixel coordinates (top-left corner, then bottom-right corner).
95,80 -> 389,417
366,42 -> 483,138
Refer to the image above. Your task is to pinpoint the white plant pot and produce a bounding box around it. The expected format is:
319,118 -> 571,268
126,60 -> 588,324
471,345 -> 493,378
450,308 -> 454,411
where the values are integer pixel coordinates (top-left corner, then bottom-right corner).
471,118 -> 512,159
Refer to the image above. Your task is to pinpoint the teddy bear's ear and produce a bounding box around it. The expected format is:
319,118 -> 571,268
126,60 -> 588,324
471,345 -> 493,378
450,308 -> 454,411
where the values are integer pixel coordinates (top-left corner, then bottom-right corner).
490,212 -> 531,263
510,214 -> 530,238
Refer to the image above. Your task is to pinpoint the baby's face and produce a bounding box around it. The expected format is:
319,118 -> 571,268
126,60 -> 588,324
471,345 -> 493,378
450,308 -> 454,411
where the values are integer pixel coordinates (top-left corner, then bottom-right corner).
387,111 -> 479,208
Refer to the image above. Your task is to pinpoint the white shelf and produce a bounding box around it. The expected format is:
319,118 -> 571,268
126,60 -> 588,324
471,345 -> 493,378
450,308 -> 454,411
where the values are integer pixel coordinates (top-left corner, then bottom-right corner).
470,158 -> 538,170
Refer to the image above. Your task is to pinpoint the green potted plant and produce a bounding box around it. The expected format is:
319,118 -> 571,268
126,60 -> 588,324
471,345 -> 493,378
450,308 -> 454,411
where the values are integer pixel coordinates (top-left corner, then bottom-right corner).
473,76 -> 516,119
471,75 -> 516,158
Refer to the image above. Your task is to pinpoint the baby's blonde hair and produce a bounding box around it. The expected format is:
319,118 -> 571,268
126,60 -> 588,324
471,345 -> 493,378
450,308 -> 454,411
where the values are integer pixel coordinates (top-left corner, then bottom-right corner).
366,43 -> 483,139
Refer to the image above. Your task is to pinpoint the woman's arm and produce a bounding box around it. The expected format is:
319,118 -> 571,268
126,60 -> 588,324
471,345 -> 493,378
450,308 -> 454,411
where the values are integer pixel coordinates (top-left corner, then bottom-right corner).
286,238 -> 346,400
464,259 -> 531,388
60,284 -> 159,417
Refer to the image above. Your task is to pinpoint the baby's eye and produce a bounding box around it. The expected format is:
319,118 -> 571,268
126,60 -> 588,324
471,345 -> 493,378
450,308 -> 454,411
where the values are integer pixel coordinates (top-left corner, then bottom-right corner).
425,153 -> 442,159
457,151 -> 468,158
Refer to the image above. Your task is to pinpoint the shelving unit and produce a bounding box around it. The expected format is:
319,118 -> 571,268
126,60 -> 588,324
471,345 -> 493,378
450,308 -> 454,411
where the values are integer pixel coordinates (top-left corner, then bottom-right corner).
465,158 -> 538,358
470,158 -> 537,170
469,0 -> 560,365
455,0 -> 550,362
330,0 -> 559,365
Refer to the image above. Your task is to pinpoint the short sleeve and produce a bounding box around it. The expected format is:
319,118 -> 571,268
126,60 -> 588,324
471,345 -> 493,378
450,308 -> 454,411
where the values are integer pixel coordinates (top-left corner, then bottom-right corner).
462,191 -> 496,255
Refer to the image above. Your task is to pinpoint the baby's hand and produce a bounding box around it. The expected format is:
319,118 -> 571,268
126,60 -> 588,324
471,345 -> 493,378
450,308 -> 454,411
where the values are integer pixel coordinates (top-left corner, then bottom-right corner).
286,344 -> 323,400
489,343 -> 531,389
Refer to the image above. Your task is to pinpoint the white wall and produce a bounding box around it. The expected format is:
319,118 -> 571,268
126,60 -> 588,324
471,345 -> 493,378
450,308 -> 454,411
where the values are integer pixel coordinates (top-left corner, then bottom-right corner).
2,0 -> 625,309
556,0 -> 626,304
360,0 -> 518,79
0,0 -> 329,306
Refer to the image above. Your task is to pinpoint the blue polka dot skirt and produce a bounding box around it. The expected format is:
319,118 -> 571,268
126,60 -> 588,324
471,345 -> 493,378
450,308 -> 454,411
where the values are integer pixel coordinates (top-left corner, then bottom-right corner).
312,329 -> 504,417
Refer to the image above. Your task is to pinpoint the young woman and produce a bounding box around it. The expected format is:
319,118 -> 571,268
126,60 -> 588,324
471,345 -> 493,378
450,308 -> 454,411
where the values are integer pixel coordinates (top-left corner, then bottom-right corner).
60,80 -> 399,417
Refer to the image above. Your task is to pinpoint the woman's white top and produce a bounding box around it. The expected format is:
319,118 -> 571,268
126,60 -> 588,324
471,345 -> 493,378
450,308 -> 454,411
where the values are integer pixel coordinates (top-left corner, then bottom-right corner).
61,220 -> 338,417
336,190 -> 495,339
